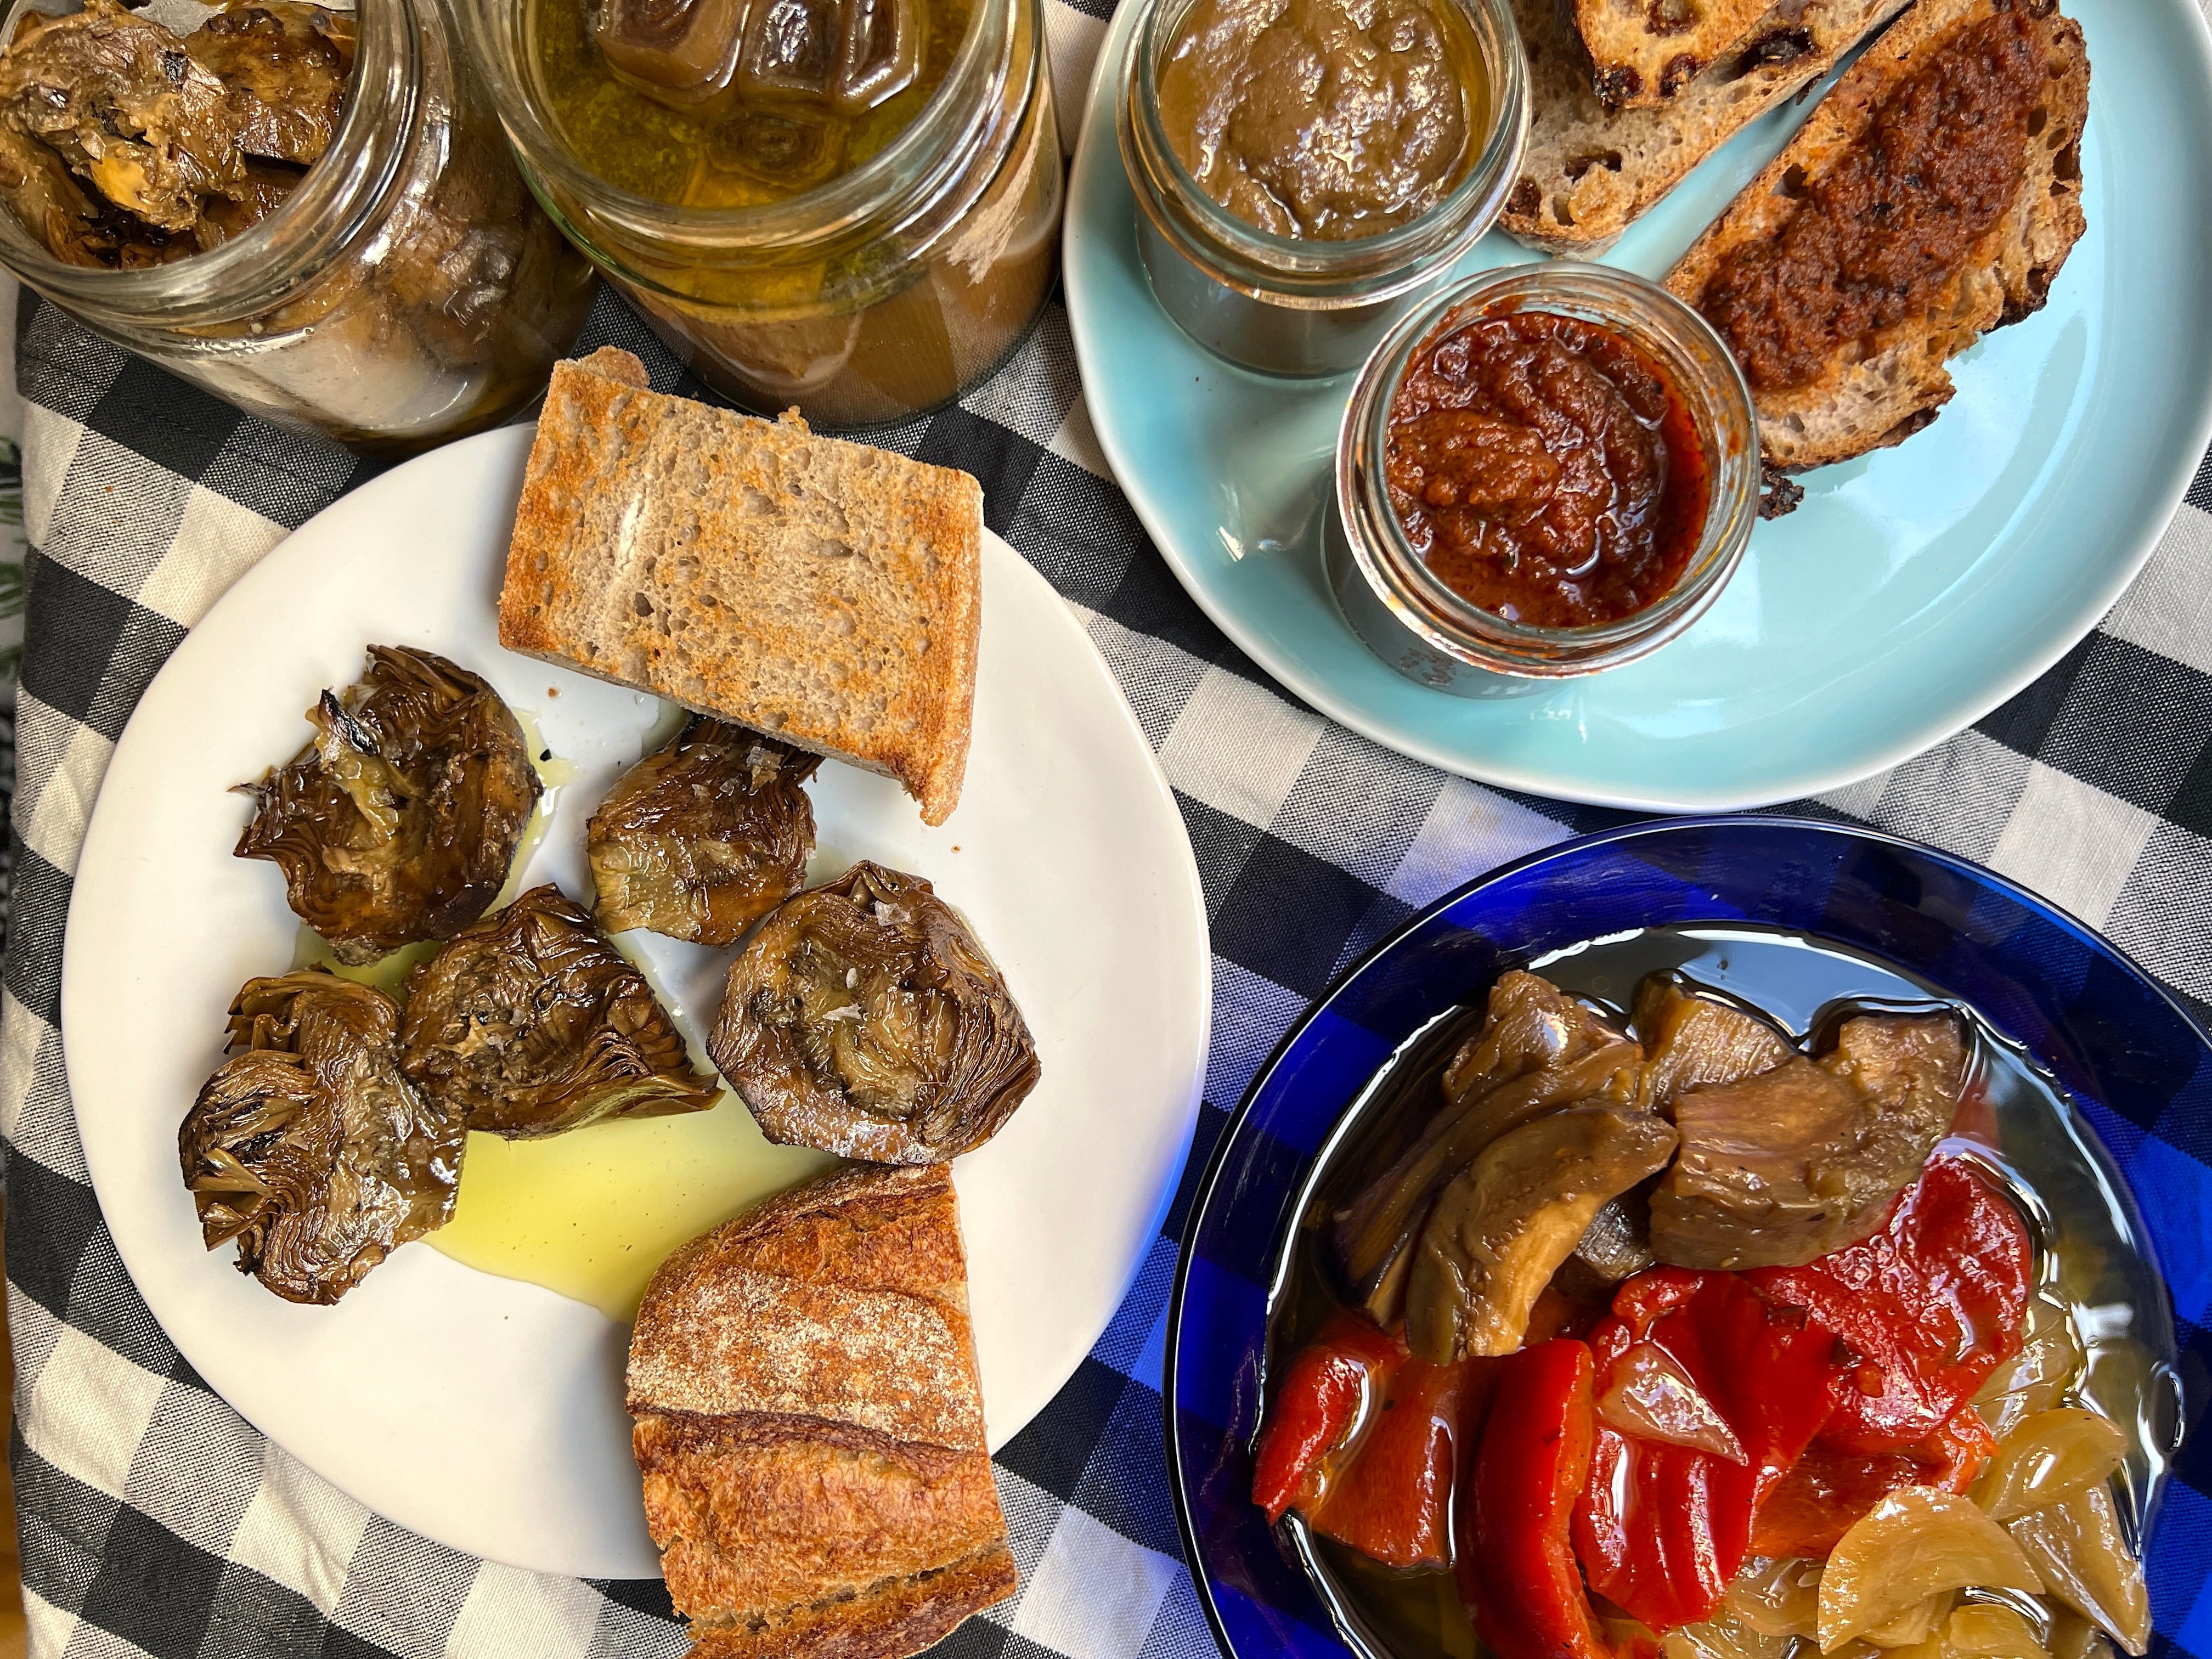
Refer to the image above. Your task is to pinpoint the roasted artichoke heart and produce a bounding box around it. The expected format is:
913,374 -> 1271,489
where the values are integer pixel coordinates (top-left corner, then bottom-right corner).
708,861 -> 1041,1164
234,645 -> 542,965
398,884 -> 721,1136
179,968 -> 464,1305
587,716 -> 821,945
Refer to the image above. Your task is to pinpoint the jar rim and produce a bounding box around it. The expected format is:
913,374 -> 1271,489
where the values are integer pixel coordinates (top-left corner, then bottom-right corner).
1116,0 -> 1528,304
0,0 -> 419,324
1335,262 -> 1762,676
456,0 -> 1013,251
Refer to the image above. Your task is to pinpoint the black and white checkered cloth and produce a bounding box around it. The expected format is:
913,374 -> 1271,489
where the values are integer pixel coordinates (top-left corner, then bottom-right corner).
5,17 -> 2212,1650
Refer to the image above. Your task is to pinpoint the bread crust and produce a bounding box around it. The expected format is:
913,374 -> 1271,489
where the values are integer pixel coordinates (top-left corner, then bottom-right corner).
1503,0 -> 1914,254
1570,0 -> 1777,108
498,354 -> 982,825
628,1165 -> 1015,1659
1664,0 -> 2091,473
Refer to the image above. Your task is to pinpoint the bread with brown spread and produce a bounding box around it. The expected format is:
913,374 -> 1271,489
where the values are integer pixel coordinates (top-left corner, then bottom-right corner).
1664,0 -> 2090,476
1502,0 -> 1914,254
628,1162 -> 1017,1659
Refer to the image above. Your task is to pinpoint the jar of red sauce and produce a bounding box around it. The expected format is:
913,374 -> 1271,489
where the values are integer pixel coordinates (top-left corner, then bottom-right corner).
1327,264 -> 1758,695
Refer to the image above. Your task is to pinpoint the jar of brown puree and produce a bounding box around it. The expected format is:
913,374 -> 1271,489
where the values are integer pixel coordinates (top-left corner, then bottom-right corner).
459,0 -> 1061,428
1117,0 -> 1525,377
0,0 -> 596,456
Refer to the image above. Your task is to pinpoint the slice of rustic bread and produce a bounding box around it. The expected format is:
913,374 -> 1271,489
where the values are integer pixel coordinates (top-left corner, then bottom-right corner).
1502,0 -> 1913,254
498,349 -> 983,825
628,1163 -> 1017,1659
1664,0 -> 2090,473
1571,0 -> 1778,107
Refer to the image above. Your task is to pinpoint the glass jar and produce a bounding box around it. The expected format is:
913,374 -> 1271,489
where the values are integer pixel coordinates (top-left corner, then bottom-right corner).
1116,0 -> 1526,380
0,0 -> 597,457
1327,264 -> 1759,697
459,0 -> 1060,430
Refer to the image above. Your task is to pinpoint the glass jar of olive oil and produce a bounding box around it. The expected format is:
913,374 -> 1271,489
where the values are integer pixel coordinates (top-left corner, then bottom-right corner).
459,0 -> 1060,427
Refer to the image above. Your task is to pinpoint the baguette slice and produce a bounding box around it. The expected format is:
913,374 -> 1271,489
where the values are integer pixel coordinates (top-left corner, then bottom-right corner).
1664,0 -> 2090,473
1502,0 -> 1913,254
629,1162 -> 1017,1659
498,348 -> 983,826
1571,0 -> 1778,106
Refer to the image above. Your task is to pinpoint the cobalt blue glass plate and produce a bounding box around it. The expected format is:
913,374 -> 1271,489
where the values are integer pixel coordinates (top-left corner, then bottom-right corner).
1165,816 -> 2211,1659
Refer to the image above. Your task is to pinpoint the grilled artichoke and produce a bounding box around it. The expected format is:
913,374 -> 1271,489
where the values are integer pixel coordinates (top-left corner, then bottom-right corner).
586,716 -> 821,945
708,861 -> 1041,1164
234,646 -> 542,965
179,968 -> 464,1305
398,884 -> 721,1136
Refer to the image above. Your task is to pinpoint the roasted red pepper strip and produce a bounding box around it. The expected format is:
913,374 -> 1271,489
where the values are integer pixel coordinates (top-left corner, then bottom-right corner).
1250,1313 -> 1404,1522
1572,1268 -> 1843,1631
1311,1352 -> 1486,1567
1460,1339 -> 1616,1659
1747,1402 -> 2000,1558
1750,1158 -> 2031,1454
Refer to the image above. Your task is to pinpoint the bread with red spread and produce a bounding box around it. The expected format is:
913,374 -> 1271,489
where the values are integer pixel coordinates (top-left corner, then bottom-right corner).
1502,0 -> 1914,254
1664,0 -> 2090,481
627,1162 -> 1017,1659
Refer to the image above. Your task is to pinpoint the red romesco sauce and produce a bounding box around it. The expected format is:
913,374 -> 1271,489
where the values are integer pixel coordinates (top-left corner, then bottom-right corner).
1383,309 -> 1711,629
1697,9 -> 2047,392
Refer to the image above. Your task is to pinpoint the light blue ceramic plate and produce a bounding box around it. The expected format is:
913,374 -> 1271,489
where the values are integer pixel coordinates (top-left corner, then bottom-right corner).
1063,2 -> 2212,810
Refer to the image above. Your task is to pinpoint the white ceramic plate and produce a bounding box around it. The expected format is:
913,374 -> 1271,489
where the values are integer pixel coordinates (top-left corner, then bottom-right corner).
61,425 -> 1212,1581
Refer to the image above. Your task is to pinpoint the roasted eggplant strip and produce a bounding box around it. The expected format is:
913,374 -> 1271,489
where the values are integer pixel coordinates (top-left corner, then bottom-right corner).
1632,977 -> 1794,1113
1332,971 -> 1643,1323
234,645 -> 541,964
399,884 -> 719,1136
1652,1012 -> 1966,1269
180,968 -> 463,1305
1405,1107 -> 1678,1362
709,861 -> 1040,1164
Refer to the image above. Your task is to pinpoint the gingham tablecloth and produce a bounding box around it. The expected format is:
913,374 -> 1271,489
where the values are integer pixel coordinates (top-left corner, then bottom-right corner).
6,7 -> 2212,1650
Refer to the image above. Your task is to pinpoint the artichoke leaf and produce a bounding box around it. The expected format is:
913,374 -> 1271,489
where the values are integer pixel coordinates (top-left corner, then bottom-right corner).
398,884 -> 720,1137
708,861 -> 1040,1164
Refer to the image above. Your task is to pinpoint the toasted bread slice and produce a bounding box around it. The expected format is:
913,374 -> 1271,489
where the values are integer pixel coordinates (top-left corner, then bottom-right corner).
498,349 -> 983,825
1665,0 -> 2090,474
1502,0 -> 1912,254
629,1163 -> 1017,1659
1571,0 -> 1778,106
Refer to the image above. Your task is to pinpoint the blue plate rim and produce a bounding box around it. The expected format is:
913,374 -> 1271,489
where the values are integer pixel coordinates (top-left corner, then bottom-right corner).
1160,812 -> 2212,1659
1063,1 -> 2212,814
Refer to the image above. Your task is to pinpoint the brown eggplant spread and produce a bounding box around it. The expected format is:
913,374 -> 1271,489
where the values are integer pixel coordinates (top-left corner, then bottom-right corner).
1154,0 -> 1485,241
1383,308 -> 1711,629
1697,9 -> 2048,393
